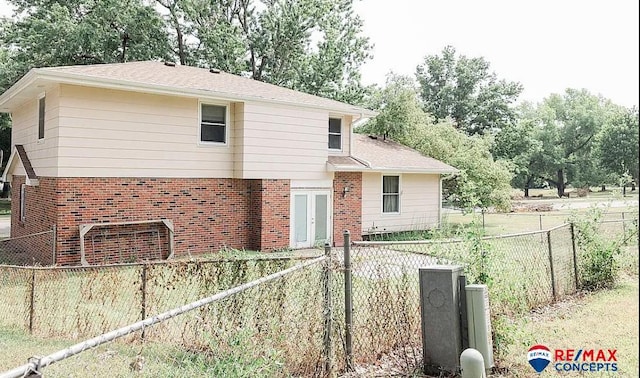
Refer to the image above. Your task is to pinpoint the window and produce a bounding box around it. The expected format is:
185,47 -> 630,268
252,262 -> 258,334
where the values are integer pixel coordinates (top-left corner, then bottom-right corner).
20,184 -> 26,223
38,96 -> 45,140
328,118 -> 342,150
200,104 -> 227,143
382,176 -> 400,213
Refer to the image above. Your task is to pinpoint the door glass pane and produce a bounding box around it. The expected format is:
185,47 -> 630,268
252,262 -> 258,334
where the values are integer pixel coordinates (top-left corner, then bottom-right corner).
294,194 -> 308,242
315,194 -> 328,242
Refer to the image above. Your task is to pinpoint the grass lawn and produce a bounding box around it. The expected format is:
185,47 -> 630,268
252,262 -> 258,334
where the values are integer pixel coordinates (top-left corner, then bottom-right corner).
442,205 -> 639,236
496,274 -> 639,377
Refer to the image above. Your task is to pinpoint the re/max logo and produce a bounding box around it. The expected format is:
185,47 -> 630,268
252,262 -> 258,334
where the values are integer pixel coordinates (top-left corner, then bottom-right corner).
555,349 -> 618,362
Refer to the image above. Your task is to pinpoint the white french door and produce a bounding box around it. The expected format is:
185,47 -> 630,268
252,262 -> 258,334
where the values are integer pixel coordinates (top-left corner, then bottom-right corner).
291,190 -> 331,248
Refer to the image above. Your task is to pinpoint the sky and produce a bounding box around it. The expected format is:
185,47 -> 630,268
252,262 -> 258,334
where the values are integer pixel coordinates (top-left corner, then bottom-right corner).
1,0 -> 638,108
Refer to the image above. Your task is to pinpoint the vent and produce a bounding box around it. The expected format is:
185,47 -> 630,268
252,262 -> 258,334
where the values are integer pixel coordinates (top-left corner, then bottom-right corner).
164,61 -> 176,67
209,68 -> 221,74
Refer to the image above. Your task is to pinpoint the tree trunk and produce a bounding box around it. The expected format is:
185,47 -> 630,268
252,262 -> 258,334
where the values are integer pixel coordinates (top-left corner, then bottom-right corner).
176,25 -> 185,65
556,169 -> 566,198
524,176 -> 533,197
600,185 -> 606,192
623,185 -> 627,197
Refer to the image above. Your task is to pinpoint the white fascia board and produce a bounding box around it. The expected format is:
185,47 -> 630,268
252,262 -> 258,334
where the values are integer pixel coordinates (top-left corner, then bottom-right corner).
0,71 -> 38,111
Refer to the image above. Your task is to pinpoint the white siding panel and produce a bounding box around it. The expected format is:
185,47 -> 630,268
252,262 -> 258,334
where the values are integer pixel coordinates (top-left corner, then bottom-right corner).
362,173 -> 441,234
57,85 -> 234,178
239,101 -> 329,180
9,86 -> 60,177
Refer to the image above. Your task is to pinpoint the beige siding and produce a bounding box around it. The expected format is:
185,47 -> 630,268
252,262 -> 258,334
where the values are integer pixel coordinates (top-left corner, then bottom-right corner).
56,85 -> 235,178
238,102 -> 331,179
362,172 -> 441,234
10,86 -> 60,177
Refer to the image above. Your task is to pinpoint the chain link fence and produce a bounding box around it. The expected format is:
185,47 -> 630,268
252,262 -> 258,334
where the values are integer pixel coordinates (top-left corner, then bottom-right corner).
0,230 -> 55,266
0,255 -> 331,377
1,218 -> 637,377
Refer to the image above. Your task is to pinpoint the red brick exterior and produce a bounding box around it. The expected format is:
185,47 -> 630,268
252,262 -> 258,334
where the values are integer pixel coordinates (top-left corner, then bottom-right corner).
11,176 -> 291,265
333,172 -> 362,246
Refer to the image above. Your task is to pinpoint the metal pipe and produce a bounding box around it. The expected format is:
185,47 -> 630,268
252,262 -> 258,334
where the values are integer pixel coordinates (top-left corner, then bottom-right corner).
343,230 -> 353,371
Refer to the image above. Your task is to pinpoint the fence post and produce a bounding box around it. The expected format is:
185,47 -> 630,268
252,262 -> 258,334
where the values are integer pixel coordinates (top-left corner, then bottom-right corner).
547,231 -> 556,300
539,214 -> 543,231
322,242 -> 334,377
570,223 -> 579,290
28,268 -> 36,334
343,230 -> 353,372
51,224 -> 57,265
140,264 -> 148,340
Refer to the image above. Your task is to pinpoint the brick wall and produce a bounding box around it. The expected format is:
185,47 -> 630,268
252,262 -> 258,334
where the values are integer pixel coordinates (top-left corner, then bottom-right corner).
10,176 -> 57,264
333,172 -> 362,246
255,179 -> 290,251
11,176 -> 292,265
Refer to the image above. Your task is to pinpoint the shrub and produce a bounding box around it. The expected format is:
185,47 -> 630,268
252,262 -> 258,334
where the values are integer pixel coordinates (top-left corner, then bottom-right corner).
571,208 -> 622,290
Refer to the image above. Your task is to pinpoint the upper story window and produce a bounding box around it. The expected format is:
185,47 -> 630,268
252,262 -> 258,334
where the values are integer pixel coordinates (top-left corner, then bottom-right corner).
382,175 -> 400,213
200,103 -> 227,144
38,96 -> 45,140
328,118 -> 342,150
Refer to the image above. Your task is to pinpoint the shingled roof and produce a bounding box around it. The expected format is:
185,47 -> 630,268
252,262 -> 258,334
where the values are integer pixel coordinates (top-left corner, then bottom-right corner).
0,61 -> 375,116
328,134 -> 457,174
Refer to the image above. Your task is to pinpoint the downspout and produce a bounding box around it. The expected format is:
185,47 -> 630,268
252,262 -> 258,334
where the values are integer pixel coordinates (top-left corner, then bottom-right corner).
438,175 -> 443,227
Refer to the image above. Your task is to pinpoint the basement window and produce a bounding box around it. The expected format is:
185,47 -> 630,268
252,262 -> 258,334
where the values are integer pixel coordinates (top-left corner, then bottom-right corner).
200,104 -> 227,144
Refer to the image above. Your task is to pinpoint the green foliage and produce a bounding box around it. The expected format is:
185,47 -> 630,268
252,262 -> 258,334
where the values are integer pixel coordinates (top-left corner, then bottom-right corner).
357,73 -> 428,142
571,208 -> 622,290
415,45 -> 523,135
594,106 -> 639,186
178,0 -> 372,104
1,0 -> 170,88
411,122 -> 513,211
493,103 -> 545,194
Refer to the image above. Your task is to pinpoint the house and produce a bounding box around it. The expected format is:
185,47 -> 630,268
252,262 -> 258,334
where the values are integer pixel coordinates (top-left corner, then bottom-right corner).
0,61 -> 456,266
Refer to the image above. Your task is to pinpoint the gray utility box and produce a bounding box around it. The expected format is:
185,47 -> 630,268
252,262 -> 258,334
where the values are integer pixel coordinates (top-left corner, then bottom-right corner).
419,265 -> 465,374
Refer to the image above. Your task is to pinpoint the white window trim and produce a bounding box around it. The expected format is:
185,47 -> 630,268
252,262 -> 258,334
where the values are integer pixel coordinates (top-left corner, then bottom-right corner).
20,184 -> 26,223
198,101 -> 230,146
37,93 -> 45,143
381,174 -> 401,215
328,117 -> 343,152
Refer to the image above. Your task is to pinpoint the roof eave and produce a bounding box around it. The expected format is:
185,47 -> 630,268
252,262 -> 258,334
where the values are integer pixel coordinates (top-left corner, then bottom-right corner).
0,70 -> 38,112
29,69 -> 371,116
326,163 -> 458,174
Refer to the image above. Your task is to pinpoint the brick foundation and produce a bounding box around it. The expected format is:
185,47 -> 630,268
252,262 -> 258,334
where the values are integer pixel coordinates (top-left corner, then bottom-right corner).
11,176 -> 291,265
333,172 -> 362,246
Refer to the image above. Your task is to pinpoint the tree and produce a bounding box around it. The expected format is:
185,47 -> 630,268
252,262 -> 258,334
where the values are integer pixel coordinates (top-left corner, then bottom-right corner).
358,74 -> 513,211
411,122 -> 513,211
357,73 -> 428,142
415,45 -> 522,135
525,89 -> 612,197
1,0 -> 171,88
493,108 -> 544,197
178,0 -> 372,104
595,106 -> 639,192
